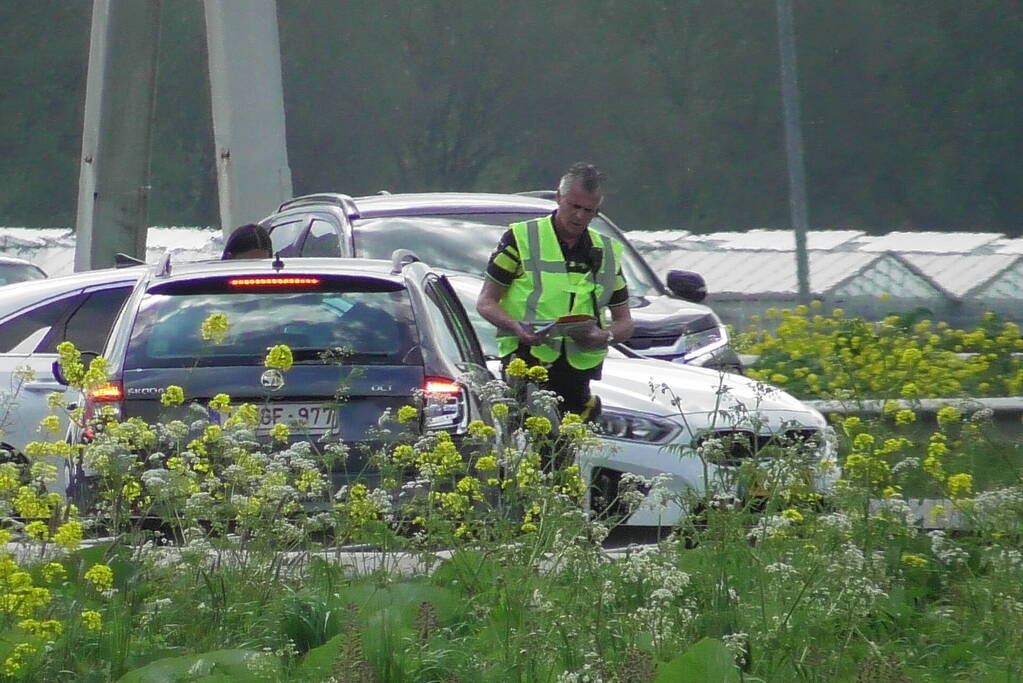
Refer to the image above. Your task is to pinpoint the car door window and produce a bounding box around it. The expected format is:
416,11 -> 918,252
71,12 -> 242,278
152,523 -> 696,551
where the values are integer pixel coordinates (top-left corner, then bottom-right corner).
37,287 -> 132,354
302,219 -> 342,257
0,295 -> 83,353
422,287 -> 465,363
425,276 -> 486,366
267,219 -> 308,257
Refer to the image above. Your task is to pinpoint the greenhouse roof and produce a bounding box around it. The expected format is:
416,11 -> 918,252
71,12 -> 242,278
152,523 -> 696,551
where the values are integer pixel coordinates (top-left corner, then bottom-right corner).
853,231 -> 1005,254
899,253 -> 1023,299
649,249 -> 945,300
991,238 -> 1023,255
683,229 -> 864,251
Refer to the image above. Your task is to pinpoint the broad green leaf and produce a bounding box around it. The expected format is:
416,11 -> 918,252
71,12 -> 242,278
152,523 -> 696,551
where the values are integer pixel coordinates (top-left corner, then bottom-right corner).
292,633 -> 345,682
116,648 -> 279,682
655,638 -> 740,683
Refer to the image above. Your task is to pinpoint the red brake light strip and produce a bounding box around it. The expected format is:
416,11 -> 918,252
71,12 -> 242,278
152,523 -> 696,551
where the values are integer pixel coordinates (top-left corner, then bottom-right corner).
228,277 -> 321,287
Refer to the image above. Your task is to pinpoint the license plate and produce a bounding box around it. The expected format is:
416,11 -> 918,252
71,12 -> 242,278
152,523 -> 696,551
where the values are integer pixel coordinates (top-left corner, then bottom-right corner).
256,403 -> 337,435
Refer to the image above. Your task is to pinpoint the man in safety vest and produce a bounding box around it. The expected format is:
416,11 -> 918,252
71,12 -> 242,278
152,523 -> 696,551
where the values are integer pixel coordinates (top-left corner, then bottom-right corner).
476,162 -> 634,424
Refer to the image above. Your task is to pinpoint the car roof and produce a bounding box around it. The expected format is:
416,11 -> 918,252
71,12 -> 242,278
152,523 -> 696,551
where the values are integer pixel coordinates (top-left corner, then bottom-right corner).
0,265 -> 146,312
350,192 -> 555,219
143,256 -> 409,287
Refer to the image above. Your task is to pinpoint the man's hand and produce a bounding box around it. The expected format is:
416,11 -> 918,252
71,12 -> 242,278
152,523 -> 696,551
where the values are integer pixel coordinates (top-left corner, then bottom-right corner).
513,322 -> 543,346
568,326 -> 611,350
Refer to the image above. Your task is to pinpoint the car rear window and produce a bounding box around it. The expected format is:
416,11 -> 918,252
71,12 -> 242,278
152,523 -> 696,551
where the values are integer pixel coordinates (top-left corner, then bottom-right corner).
124,281 -> 417,369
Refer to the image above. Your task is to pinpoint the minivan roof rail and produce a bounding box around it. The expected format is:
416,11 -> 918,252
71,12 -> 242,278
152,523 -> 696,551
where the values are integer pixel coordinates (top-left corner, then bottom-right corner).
516,190 -> 555,199
390,249 -> 421,274
115,252 -> 146,268
276,193 -> 359,216
157,252 -> 172,277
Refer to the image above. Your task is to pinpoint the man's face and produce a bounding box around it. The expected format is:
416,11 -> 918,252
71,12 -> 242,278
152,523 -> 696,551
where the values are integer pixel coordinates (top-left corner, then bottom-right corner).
554,181 -> 602,240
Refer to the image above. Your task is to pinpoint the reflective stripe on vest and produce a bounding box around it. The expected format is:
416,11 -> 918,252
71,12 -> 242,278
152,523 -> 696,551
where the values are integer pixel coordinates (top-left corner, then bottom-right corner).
497,216 -> 620,370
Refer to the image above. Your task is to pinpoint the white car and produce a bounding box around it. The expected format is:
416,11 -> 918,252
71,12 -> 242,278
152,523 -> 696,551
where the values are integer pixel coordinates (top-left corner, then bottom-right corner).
443,273 -> 839,527
0,267 -> 144,465
0,256 -> 47,286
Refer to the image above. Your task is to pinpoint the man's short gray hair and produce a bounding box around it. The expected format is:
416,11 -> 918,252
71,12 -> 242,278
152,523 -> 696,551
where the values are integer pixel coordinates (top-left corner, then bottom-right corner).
558,162 -> 606,195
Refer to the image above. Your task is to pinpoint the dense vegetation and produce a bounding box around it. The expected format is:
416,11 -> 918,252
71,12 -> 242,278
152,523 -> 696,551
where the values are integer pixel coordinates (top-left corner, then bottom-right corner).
0,309 -> 1019,679
1,1 -> 1021,234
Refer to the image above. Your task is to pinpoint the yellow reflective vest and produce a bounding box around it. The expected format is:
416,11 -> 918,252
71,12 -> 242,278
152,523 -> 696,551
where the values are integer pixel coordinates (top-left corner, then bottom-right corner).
497,216 -> 621,369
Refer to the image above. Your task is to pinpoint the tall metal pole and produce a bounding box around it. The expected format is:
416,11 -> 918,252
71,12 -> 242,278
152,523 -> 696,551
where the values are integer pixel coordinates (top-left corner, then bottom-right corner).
74,0 -> 161,271
776,0 -> 811,303
205,0 -> 293,235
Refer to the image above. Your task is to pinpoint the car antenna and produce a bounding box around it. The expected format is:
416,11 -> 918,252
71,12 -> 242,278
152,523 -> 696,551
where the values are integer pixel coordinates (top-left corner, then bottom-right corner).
157,252 -> 172,277
272,251 -> 285,271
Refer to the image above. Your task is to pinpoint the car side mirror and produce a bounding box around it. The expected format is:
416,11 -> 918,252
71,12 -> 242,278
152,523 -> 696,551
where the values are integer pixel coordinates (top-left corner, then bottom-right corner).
51,360 -> 68,386
666,270 -> 707,303
51,351 -> 100,387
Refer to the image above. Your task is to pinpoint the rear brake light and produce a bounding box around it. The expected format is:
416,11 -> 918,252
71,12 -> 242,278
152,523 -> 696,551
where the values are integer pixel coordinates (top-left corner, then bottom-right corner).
228,277 -> 321,287
89,382 -> 124,402
423,377 -> 465,431
83,382 -> 124,438
424,378 -> 461,394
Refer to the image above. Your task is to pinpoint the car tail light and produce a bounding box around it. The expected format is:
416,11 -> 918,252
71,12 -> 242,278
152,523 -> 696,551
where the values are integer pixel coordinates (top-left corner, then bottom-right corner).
228,277 -> 321,287
423,376 -> 465,431
82,381 -> 124,440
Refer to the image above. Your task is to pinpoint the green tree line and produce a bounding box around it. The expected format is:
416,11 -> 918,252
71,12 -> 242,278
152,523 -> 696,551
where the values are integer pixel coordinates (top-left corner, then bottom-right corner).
1,0 -> 1020,235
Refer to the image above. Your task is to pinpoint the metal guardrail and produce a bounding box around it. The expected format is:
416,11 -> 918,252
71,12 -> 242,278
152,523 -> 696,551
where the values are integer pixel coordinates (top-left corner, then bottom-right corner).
805,396 -> 1023,416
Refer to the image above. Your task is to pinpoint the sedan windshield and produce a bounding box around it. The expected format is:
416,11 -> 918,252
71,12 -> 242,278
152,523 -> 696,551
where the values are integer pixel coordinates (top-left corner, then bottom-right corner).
352,213 -> 662,297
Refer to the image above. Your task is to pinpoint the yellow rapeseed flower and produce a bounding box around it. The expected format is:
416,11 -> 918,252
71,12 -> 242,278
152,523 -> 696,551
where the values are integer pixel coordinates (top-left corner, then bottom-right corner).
56,342 -> 85,387
895,409 -> 916,425
40,563 -> 65,584
3,642 -> 37,676
81,610 -> 103,631
396,405 -> 418,424
392,444 -> 415,467
53,520 -> 83,550
476,454 -> 498,472
491,403 -> 509,419
935,406 -> 961,427
947,473 -> 973,498
200,313 -> 230,344
900,383 -> 920,399
264,344 -> 293,372
36,415 -> 60,435
84,564 -> 114,591
270,423 -> 290,443
467,420 -> 496,438
900,553 -> 928,568
524,416 -> 552,435
505,357 -> 529,378
160,385 -> 185,407
24,521 -> 48,541
781,508 -> 804,523
527,365 -> 549,383
208,393 -> 231,413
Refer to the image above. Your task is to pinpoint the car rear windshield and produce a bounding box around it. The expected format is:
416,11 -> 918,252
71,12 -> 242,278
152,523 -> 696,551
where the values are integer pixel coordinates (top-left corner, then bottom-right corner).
124,280 -> 417,369
352,213 -> 662,296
